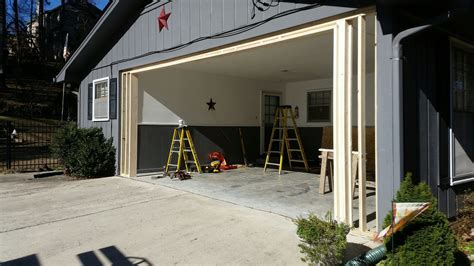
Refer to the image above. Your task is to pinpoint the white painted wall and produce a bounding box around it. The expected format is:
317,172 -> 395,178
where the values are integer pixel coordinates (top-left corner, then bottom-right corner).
284,73 -> 375,127
138,66 -> 375,128
138,68 -> 285,126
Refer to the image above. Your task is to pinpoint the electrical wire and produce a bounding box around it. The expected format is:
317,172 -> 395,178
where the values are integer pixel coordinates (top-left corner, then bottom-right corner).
251,0 -> 281,19
90,2 -> 323,72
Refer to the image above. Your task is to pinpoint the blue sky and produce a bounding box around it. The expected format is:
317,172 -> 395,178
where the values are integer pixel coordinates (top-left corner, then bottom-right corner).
46,0 -> 109,11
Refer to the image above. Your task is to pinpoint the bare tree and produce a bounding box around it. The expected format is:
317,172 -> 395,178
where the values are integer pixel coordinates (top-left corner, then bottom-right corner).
35,0 -> 43,58
13,0 -> 20,63
1,0 -> 5,88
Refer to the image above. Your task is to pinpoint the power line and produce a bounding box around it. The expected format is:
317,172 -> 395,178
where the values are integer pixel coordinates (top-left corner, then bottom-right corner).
91,2 -> 323,72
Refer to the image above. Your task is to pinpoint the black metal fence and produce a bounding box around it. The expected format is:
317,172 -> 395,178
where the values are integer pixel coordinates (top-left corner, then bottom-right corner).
0,120 -> 66,171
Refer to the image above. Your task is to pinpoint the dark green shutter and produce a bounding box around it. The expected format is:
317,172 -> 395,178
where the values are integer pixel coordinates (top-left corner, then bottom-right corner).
109,78 -> 118,119
87,83 -> 93,120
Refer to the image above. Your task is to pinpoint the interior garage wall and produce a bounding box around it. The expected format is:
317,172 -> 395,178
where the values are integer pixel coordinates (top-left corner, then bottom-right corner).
137,125 -> 259,173
138,68 -> 285,126
284,73 -> 376,127
283,74 -> 376,165
136,68 -> 376,172
136,67 -> 284,173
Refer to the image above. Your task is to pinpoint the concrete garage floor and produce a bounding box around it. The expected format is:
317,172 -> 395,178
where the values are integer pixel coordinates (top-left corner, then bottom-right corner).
0,172 -> 379,265
136,167 -> 377,226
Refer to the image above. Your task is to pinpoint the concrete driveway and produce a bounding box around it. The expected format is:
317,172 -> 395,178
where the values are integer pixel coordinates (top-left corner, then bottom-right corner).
0,173 -> 377,265
0,174 -> 305,265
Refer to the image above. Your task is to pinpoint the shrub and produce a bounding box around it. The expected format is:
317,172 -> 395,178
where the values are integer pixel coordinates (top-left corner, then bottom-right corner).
51,123 -> 80,169
451,190 -> 474,255
382,174 -> 459,265
295,212 -> 350,265
52,124 -> 116,178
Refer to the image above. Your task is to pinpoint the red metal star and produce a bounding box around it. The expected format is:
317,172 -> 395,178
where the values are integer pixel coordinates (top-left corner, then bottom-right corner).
157,7 -> 171,32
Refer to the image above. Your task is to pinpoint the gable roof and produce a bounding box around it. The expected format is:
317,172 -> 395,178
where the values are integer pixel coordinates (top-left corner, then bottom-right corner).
55,0 -> 151,83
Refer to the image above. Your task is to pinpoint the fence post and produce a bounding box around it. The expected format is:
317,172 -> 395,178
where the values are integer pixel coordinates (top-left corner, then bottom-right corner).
6,121 -> 12,169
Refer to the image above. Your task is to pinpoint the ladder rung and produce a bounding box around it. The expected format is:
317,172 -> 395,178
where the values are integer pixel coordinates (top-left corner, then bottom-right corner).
266,162 -> 280,166
183,149 -> 192,152
185,160 -> 196,164
168,164 -> 178,167
171,150 -> 180,153
268,151 -> 281,154
271,139 -> 283,141
173,139 -> 180,142
290,159 -> 305,162
288,149 -> 301,152
287,138 -> 298,141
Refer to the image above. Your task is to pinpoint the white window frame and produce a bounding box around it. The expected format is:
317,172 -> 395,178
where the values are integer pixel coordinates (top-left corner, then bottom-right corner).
92,77 -> 110,122
307,88 -> 332,124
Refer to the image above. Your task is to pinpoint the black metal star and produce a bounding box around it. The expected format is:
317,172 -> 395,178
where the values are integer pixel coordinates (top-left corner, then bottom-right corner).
207,98 -> 216,110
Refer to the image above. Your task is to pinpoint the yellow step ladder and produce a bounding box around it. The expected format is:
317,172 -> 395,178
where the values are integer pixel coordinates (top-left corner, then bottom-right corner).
165,126 -> 201,174
263,105 -> 309,174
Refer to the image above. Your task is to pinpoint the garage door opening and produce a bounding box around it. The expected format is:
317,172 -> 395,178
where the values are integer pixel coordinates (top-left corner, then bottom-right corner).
121,12 -> 377,230
136,30 -> 339,173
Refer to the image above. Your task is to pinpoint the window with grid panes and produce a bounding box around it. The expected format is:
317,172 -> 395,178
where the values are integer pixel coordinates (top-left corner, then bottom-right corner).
307,90 -> 331,122
452,46 -> 474,113
265,95 -> 280,124
450,41 -> 474,184
93,78 -> 109,121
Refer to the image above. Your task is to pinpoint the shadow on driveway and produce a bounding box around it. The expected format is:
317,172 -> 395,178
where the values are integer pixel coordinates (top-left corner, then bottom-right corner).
1,246 -> 152,266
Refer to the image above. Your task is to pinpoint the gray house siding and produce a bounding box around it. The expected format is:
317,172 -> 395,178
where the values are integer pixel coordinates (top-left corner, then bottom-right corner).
77,0 -> 363,175
78,65 -> 120,171
91,1 -> 357,72
403,29 -> 473,218
375,5 -> 398,229
376,6 -> 474,225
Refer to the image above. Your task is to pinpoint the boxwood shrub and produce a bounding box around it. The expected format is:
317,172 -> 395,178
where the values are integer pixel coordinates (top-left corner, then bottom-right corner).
52,124 -> 115,178
381,174 -> 460,265
295,212 -> 350,265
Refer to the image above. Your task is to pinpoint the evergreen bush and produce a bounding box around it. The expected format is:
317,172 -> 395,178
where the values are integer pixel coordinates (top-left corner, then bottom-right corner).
382,174 -> 460,265
295,212 -> 350,265
52,125 -> 116,178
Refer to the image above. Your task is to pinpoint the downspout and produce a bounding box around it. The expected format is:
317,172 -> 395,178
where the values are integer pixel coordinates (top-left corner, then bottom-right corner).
391,24 -> 431,186
391,11 -> 451,186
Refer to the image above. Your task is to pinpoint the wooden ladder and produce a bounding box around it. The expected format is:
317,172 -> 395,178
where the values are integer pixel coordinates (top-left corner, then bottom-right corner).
263,105 -> 309,174
165,127 -> 201,174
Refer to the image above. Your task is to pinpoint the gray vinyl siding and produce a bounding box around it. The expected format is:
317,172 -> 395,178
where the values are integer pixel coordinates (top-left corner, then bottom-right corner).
78,2 -> 358,127
77,0 -> 361,173
91,0 -> 356,71
78,65 -> 120,171
375,5 -> 396,229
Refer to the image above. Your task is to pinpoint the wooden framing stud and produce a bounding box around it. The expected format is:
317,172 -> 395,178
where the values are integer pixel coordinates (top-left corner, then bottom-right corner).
357,15 -> 367,232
